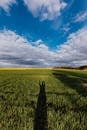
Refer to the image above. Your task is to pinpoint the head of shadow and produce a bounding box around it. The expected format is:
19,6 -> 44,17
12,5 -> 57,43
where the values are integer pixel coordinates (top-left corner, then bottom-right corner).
34,81 -> 48,130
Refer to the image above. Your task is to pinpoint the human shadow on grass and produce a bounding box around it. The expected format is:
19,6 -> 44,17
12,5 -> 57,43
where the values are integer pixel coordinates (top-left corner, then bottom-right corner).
53,71 -> 87,97
34,81 -> 48,130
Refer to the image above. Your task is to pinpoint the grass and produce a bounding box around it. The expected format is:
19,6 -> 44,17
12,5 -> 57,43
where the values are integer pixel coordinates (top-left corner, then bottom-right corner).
0,69 -> 87,130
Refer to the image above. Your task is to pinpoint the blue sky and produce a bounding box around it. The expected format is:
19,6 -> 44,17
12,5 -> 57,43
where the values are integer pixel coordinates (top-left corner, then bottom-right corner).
0,0 -> 87,67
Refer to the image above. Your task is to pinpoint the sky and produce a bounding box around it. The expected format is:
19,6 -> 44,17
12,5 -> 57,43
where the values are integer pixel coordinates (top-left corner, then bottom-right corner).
0,0 -> 87,67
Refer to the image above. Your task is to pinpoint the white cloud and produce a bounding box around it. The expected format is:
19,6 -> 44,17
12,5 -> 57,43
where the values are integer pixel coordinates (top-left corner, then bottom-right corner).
61,23 -> 70,32
23,0 -> 67,21
0,29 -> 57,67
0,27 -> 87,67
57,26 -> 87,66
0,0 -> 16,12
74,11 -> 87,23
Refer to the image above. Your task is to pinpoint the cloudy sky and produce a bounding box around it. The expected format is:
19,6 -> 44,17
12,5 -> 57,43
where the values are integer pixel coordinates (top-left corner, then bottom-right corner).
0,0 -> 87,67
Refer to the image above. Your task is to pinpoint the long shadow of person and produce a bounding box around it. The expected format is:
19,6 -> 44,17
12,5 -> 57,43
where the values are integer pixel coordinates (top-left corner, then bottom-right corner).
34,81 -> 48,130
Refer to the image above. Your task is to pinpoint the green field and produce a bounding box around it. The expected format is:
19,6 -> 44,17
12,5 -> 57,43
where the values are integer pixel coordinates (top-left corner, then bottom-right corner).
0,69 -> 87,130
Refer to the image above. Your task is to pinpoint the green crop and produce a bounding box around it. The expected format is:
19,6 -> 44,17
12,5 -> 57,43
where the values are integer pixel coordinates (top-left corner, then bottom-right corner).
0,69 -> 87,130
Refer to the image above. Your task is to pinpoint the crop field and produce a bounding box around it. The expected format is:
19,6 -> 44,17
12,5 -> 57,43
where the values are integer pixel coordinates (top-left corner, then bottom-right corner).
0,69 -> 87,130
